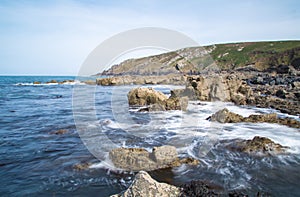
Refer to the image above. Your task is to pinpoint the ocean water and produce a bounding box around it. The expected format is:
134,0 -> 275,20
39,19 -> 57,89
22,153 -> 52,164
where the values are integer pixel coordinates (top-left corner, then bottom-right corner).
1,76 -> 300,196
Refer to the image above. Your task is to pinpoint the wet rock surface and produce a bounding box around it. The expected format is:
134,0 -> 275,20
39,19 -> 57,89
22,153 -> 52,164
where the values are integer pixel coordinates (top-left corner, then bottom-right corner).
210,108 -> 300,128
111,171 -> 180,197
109,146 -> 199,171
223,136 -> 289,156
128,87 -> 188,111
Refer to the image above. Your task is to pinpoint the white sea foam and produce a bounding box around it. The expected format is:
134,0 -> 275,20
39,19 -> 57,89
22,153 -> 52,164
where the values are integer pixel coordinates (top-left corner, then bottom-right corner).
15,80 -> 85,86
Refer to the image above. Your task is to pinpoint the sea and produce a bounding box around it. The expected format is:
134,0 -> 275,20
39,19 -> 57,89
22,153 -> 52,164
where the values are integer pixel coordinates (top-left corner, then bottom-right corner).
0,76 -> 300,196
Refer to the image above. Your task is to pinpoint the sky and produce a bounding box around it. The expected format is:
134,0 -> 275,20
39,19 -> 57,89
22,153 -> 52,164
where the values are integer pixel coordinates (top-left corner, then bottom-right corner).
0,0 -> 299,75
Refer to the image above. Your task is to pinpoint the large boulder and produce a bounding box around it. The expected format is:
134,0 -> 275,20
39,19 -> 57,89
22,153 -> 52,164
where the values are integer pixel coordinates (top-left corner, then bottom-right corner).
224,136 -> 288,156
128,87 -> 189,111
110,171 -> 180,197
210,108 -> 300,128
109,146 -> 199,171
128,87 -> 168,106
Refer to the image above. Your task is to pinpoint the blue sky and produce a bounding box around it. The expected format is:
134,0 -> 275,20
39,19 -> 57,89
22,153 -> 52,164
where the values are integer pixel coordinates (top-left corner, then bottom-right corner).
0,0 -> 299,75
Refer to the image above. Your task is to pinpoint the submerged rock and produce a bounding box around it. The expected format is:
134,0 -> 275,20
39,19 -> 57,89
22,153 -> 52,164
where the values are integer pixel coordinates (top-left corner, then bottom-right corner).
111,171 -> 180,197
210,108 -> 300,128
109,146 -> 199,171
73,162 -> 91,170
50,129 -> 68,135
224,136 -> 289,156
128,87 -> 188,111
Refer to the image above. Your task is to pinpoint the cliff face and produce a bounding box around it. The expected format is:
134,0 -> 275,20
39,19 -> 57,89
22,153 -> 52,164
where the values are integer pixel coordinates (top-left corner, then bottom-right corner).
100,41 -> 300,75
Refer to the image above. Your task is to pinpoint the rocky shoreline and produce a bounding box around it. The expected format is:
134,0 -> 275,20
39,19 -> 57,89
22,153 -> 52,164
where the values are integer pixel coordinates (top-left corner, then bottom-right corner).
96,68 -> 300,116
99,69 -> 299,196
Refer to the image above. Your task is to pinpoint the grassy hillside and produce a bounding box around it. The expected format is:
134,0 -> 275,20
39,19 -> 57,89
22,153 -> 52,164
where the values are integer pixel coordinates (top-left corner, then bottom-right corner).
101,40 -> 300,75
206,41 -> 300,71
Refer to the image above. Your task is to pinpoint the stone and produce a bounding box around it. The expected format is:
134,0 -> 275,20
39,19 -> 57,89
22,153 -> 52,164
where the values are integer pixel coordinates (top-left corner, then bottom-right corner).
33,81 -> 41,84
210,108 -> 300,128
109,146 -> 199,172
275,89 -> 286,99
210,108 -> 243,123
128,88 -> 189,111
111,171 -> 180,197
128,87 -> 168,106
224,136 -> 288,156
152,146 -> 177,164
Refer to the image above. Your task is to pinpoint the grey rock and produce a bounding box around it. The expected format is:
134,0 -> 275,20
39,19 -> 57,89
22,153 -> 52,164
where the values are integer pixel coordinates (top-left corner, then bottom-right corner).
110,171 -> 180,197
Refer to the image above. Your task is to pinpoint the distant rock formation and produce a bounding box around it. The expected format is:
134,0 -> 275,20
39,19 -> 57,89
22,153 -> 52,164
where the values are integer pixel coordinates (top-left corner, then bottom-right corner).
109,146 -> 199,171
96,74 -> 186,86
209,108 -> 300,128
127,87 -> 189,111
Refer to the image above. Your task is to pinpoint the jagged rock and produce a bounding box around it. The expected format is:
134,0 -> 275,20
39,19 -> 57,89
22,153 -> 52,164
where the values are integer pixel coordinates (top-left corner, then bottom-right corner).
111,171 -> 180,197
210,108 -> 243,123
210,108 -> 300,128
224,136 -> 289,155
109,146 -> 199,171
128,87 -> 168,106
128,87 -> 188,111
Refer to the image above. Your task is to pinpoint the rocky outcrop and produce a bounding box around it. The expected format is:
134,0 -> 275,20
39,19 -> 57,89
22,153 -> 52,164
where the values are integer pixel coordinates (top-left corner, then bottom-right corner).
111,171 -> 180,197
97,75 -> 186,86
109,146 -> 199,171
172,74 -> 253,105
210,108 -> 300,128
128,87 -> 189,111
223,136 -> 289,156
210,108 -> 244,123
